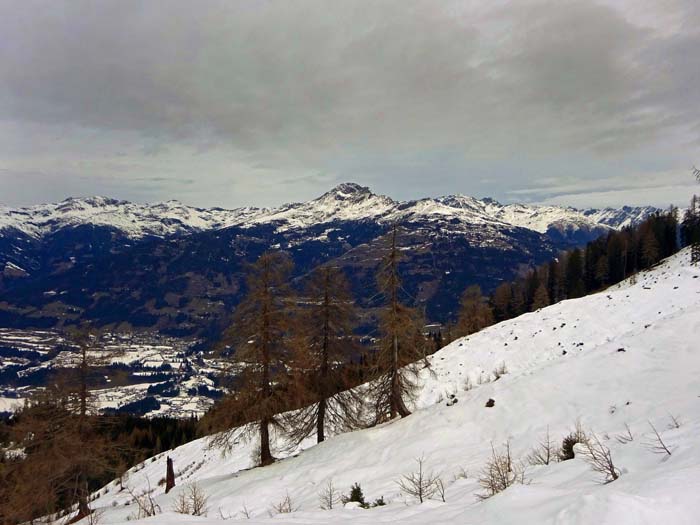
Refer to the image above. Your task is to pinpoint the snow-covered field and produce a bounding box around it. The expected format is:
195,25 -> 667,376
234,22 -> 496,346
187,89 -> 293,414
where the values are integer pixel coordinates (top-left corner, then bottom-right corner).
79,248 -> 700,524
0,331 -> 222,417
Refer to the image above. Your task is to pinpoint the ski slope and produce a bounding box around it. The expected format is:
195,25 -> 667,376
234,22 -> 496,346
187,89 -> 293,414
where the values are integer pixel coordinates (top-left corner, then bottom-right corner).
82,248 -> 700,524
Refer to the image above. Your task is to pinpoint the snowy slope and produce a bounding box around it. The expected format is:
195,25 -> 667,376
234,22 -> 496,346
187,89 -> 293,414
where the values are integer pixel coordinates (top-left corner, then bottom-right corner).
0,184 -> 655,239
583,206 -> 661,230
81,248 -> 700,525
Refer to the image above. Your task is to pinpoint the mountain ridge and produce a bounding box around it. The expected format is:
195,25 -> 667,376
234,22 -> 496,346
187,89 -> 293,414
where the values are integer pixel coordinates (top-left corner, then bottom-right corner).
0,183 -> 658,240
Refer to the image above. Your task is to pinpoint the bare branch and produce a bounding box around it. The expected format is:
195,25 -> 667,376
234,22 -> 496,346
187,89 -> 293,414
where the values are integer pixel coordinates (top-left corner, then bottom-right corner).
318,479 -> 342,510
271,491 -> 297,515
581,433 -> 620,483
615,423 -> 634,444
396,455 -> 444,503
667,414 -> 681,430
646,421 -> 672,456
527,426 -> 558,465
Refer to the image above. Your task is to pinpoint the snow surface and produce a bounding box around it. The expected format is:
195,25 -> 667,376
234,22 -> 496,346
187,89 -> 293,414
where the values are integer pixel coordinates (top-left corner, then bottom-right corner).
0,184 -> 655,239
75,248 -> 700,525
0,397 -> 24,412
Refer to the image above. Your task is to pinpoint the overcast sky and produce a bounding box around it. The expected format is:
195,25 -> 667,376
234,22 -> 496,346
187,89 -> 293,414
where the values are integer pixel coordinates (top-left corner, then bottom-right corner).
1,0 -> 699,209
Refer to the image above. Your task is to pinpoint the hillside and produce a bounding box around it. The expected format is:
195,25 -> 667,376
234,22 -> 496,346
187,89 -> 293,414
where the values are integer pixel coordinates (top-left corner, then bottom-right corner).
83,247 -> 700,524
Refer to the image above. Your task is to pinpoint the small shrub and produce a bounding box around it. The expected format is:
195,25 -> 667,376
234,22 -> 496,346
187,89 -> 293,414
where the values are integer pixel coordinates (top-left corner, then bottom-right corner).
492,362 -> 508,380
271,492 -> 297,514
581,433 -> 620,483
342,483 -> 367,508
527,426 -> 559,466
126,482 -> 161,519
559,421 -> 587,461
615,423 -> 634,444
371,496 -> 386,507
645,421 -> 672,456
452,466 -> 469,481
173,482 -> 209,516
477,441 -> 527,500
318,479 -> 341,510
396,456 -> 443,503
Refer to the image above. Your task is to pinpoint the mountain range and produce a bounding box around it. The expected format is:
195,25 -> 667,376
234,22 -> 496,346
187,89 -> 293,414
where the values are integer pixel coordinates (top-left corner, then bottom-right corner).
0,183 -> 654,241
0,183 -> 657,336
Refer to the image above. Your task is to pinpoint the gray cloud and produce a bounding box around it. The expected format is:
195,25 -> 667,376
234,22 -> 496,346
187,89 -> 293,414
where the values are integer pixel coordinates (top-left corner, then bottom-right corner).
0,0 -> 698,208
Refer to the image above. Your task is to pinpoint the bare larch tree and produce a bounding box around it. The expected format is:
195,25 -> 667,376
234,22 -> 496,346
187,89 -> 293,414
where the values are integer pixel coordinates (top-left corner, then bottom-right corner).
369,225 -> 428,421
208,251 -> 295,466
285,266 -> 364,444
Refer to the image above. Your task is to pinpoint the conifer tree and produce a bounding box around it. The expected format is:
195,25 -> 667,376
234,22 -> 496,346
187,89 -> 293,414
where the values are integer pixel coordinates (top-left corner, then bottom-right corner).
369,225 -> 427,421
208,251 -> 295,466
510,282 -> 526,316
565,248 -> 585,298
594,255 -> 609,286
456,285 -> 494,336
690,166 -> 700,263
492,282 -> 512,321
547,259 -> 562,303
641,228 -> 660,268
683,195 -> 700,264
286,266 -> 363,444
531,283 -> 550,310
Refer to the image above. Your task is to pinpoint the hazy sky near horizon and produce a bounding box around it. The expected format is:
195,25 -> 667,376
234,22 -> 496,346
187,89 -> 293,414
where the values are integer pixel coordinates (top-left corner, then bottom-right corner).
1,0 -> 699,209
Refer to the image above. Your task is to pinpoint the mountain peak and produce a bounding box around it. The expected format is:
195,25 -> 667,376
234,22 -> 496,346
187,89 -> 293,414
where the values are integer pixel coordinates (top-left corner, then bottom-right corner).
323,182 -> 373,199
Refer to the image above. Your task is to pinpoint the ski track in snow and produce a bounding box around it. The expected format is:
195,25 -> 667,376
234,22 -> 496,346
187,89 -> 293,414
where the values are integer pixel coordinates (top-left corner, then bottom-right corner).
76,247 -> 700,525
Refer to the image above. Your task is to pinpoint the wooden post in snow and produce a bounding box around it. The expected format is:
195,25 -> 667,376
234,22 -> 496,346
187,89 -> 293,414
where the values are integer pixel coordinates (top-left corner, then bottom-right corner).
165,456 -> 175,494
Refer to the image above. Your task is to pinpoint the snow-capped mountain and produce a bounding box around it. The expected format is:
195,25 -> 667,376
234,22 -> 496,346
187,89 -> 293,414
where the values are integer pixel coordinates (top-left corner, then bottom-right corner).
0,183 -> 656,240
0,196 -> 251,239
0,183 -> 660,338
78,247 -> 700,524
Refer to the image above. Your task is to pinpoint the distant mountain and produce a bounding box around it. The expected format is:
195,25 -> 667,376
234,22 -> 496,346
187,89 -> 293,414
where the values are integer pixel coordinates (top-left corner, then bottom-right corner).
0,183 -> 656,241
0,184 -> 658,336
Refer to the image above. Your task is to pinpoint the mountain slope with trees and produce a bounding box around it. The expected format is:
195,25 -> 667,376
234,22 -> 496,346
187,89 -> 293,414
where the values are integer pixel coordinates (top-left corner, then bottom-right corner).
31,246 -> 699,525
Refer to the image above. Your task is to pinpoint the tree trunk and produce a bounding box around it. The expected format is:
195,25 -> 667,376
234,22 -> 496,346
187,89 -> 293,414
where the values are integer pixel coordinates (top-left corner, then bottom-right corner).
390,369 -> 410,418
260,419 -> 273,466
317,273 -> 330,442
317,397 -> 326,442
76,478 -> 90,520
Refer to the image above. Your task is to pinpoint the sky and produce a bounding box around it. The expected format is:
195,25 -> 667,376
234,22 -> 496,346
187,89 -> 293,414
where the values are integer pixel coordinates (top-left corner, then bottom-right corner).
1,0 -> 699,210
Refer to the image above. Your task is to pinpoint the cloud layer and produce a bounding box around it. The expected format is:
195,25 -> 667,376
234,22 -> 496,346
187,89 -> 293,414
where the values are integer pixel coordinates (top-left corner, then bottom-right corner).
1,0 -> 699,207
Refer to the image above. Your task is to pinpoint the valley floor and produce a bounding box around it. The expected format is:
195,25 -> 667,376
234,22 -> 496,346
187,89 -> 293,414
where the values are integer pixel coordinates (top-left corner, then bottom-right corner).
79,248 -> 700,524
